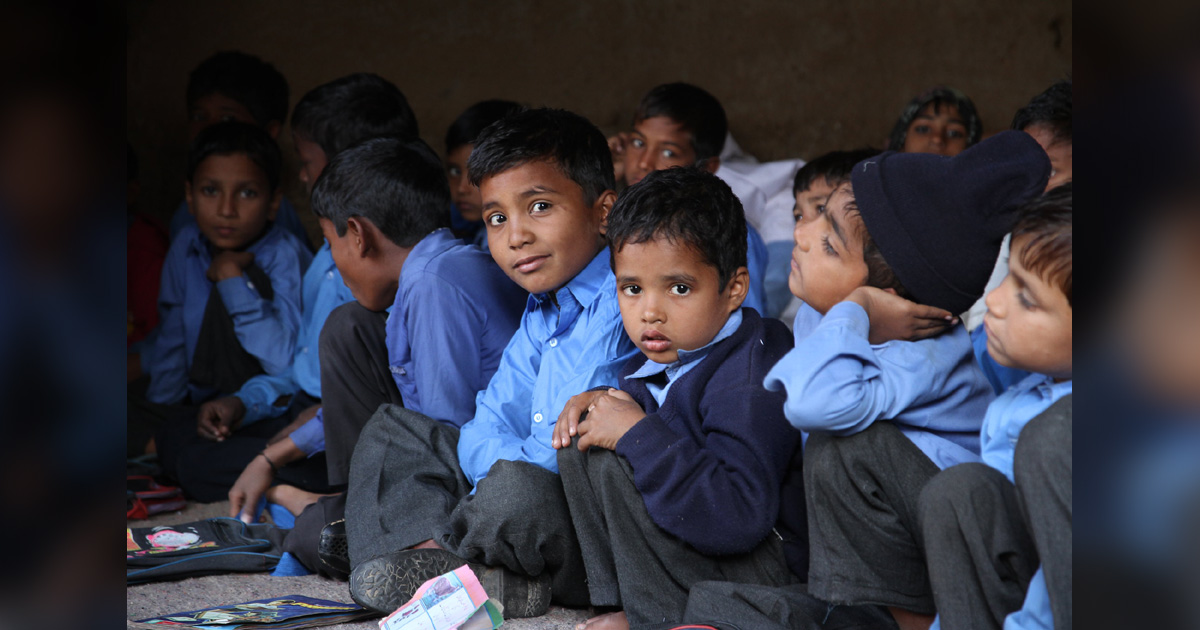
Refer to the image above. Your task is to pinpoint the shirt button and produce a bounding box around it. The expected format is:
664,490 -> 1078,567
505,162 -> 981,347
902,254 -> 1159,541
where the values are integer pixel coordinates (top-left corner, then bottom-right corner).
533,412 -> 544,423
327,270 -> 335,279
548,338 -> 558,348
300,346 -> 308,354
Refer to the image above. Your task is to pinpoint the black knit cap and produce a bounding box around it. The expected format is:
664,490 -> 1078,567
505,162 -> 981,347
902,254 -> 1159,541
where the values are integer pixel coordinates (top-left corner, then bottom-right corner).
850,130 -> 1051,315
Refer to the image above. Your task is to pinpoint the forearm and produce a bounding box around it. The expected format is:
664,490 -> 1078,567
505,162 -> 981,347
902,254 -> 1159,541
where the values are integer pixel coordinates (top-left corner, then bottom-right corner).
217,276 -> 298,374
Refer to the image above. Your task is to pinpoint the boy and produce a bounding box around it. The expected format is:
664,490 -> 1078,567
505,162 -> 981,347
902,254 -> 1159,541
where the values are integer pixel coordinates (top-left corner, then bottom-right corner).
919,188 -> 1073,630
444,99 -> 523,247
169,51 -> 310,247
144,121 -> 311,408
343,108 -> 639,617
171,73 -> 419,505
551,166 -> 799,629
610,83 -> 769,315
268,136 -> 527,576
764,131 -> 1050,630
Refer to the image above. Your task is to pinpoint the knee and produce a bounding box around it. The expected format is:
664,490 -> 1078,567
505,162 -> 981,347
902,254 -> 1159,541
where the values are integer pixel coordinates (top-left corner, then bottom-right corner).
918,463 -> 1004,531
1014,400 -> 1071,482
318,302 -> 375,357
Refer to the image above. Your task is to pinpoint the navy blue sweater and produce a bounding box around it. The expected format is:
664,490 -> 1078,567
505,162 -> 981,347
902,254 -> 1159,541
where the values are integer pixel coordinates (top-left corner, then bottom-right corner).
614,308 -> 799,556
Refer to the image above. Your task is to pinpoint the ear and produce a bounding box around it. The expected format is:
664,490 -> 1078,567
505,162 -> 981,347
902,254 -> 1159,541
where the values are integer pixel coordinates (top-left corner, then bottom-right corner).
724,266 -> 749,311
702,156 -> 721,175
184,181 -> 195,216
345,216 -> 371,258
882,287 -> 898,296
264,120 -> 282,140
268,188 -> 281,222
595,189 -> 617,236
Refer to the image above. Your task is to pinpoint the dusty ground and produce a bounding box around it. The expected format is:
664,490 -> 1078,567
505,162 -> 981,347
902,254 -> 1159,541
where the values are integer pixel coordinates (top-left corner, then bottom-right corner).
127,500 -> 591,629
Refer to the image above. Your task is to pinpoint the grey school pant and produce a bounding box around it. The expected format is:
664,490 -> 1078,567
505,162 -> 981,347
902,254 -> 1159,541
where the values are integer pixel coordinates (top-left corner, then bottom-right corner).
345,404 -> 590,607
804,422 -> 942,614
919,396 -> 1072,630
556,442 -> 796,629
682,581 -> 899,630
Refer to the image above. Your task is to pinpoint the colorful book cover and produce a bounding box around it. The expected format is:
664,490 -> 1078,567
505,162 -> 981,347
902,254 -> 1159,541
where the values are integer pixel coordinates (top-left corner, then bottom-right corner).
378,565 -> 502,630
133,595 -> 374,629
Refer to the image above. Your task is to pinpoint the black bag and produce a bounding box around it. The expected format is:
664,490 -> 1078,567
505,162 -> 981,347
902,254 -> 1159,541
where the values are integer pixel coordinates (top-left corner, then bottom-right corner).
127,517 -> 287,584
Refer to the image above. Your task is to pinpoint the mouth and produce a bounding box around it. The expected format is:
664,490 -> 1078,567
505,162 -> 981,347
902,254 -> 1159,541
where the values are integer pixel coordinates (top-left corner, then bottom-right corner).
640,330 -> 671,353
512,255 -> 549,274
215,227 -> 237,238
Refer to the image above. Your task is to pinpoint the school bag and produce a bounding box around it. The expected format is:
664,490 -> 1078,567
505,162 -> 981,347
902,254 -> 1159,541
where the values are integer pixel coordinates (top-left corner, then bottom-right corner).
127,517 -> 286,584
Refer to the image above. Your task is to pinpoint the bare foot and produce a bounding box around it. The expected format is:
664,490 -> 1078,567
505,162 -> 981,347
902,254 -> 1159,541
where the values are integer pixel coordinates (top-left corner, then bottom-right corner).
265,484 -> 336,516
888,606 -> 934,630
410,539 -> 444,550
576,610 -> 628,630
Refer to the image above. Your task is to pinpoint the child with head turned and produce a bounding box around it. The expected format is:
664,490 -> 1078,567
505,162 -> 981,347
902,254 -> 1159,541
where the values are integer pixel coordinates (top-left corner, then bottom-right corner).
342,108 -> 639,619
443,99 -> 524,247
610,82 -> 771,314
920,185 -> 1072,630
762,131 -> 1051,630
548,166 -> 798,630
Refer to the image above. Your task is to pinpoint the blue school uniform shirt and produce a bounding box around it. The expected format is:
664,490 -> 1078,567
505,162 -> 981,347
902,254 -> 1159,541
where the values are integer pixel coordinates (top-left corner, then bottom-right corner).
456,248 -> 640,486
764,300 -> 995,469
287,230 -> 527,455
145,222 -> 312,405
169,196 -> 313,251
744,221 -> 768,315
233,241 -> 355,425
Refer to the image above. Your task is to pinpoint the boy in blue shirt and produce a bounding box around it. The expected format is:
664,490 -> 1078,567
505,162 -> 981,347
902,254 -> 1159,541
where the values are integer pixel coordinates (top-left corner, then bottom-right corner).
919,188 -> 1073,630
345,108 -> 639,618
169,51 -> 310,248
164,73 -> 419,507
764,131 -> 1050,630
609,83 -> 769,314
275,136 -> 526,577
551,166 -> 798,629
443,99 -> 523,248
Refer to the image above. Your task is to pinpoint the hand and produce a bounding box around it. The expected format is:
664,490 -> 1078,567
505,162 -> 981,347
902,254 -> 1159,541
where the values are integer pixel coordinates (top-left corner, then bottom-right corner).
553,389 -> 608,449
608,132 -> 631,185
267,404 -> 320,445
576,388 -> 645,451
207,250 -> 255,282
228,454 -> 274,523
196,396 -> 246,441
847,286 -> 957,344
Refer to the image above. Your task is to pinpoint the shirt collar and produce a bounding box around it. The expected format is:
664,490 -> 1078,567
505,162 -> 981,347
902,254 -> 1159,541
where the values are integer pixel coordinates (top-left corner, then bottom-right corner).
627,309 -> 743,380
529,246 -> 611,311
406,228 -> 457,267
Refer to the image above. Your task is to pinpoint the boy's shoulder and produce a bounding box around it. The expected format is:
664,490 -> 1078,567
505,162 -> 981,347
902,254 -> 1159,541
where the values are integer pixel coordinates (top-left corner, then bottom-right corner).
715,308 -> 795,375
401,230 -> 519,295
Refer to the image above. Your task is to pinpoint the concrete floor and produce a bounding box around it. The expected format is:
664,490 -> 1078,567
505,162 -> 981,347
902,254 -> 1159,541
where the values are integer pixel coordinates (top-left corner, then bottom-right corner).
127,500 -> 591,629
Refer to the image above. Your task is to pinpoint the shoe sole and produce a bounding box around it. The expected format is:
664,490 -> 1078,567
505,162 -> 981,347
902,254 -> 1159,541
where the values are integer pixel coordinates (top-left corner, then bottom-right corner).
350,549 -> 473,614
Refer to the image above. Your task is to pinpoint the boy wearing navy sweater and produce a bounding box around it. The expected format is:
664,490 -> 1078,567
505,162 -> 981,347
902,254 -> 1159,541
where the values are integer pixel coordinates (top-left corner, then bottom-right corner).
552,167 -> 798,630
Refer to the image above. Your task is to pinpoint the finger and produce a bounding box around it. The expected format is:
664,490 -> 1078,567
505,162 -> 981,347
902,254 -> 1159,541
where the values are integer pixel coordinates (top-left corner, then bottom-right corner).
229,492 -> 244,518
606,388 -> 635,402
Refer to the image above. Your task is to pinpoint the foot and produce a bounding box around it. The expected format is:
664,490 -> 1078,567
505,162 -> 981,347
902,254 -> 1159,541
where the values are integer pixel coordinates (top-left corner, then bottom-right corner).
317,519 -> 350,581
349,548 -> 550,618
888,606 -> 935,630
576,610 -> 629,630
264,484 -> 333,516
410,538 -> 443,550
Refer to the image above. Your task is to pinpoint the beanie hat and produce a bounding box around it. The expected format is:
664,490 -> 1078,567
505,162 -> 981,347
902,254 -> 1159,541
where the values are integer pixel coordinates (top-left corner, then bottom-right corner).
851,130 -> 1050,315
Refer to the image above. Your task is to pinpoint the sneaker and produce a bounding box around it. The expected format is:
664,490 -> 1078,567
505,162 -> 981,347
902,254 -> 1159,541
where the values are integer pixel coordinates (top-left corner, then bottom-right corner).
349,548 -> 551,618
317,519 -> 350,580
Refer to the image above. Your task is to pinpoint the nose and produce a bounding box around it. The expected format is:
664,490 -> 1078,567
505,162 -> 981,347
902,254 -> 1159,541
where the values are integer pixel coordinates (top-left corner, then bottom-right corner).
456,175 -> 473,197
793,218 -> 812,252
984,280 -> 1005,317
641,294 -> 663,324
217,193 -> 236,218
505,213 -> 534,248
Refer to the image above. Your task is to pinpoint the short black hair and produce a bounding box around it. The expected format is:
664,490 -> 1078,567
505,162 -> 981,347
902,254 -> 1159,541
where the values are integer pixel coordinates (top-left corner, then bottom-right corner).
186,51 -> 289,127
186,121 -> 282,193
633,83 -> 727,163
1012,182 -> 1072,307
1011,79 -> 1072,146
887,86 -> 982,152
606,166 -> 747,288
310,136 -> 450,248
467,107 -> 614,205
445,99 -> 523,154
291,73 -> 419,159
793,148 -> 880,196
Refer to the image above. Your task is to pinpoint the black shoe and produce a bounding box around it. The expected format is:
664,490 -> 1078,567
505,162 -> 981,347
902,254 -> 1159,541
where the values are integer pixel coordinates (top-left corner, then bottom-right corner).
317,519 -> 350,580
348,548 -> 551,618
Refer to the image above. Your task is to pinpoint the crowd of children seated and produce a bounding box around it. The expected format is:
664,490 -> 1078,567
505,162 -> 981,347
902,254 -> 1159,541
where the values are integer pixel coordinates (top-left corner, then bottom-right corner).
128,49 -> 1072,630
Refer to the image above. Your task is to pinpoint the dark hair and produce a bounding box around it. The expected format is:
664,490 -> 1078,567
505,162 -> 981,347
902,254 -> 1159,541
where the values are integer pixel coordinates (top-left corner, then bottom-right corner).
633,83 -> 727,163
310,136 -> 450,248
467,107 -> 614,205
1011,79 -> 1072,145
291,73 -> 419,159
793,148 -> 880,196
606,167 -> 747,288
886,86 -> 982,152
445,100 -> 523,154
186,121 -> 282,193
186,51 -> 289,127
1011,182 -> 1072,307
836,181 -> 912,299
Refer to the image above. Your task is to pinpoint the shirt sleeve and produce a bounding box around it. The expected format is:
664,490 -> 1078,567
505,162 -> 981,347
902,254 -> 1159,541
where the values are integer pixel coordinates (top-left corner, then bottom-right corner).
288,408 -> 326,456
234,368 -> 298,425
216,248 -> 306,376
763,300 -> 951,435
144,243 -> 190,405
456,315 -> 541,487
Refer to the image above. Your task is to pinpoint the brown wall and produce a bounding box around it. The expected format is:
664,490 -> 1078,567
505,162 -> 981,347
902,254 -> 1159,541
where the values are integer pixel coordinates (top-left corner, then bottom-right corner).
128,0 -> 1072,243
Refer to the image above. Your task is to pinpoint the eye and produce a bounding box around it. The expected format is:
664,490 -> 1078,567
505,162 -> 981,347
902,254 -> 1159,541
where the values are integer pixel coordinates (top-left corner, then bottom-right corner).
913,124 -> 930,135
815,203 -> 826,215
201,185 -> 218,196
821,235 -> 837,256
239,188 -> 259,199
1017,291 -> 1036,310
669,284 -> 691,296
621,284 -> 642,296
447,165 -> 462,177
630,138 -> 645,148
486,212 -> 507,227
531,201 -> 551,213
947,128 -> 965,139
661,149 -> 677,159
